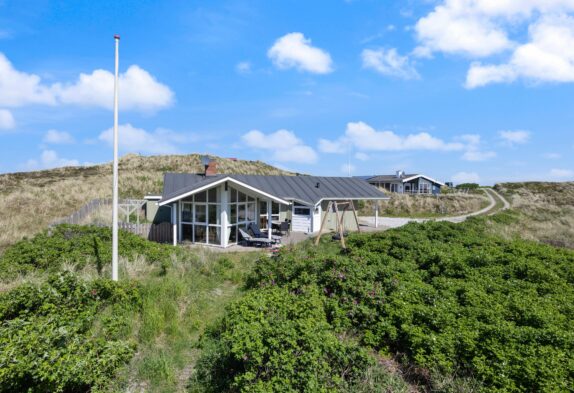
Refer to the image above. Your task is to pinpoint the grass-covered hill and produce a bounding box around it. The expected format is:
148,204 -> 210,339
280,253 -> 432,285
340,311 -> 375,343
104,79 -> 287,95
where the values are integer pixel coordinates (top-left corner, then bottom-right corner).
0,153 -> 293,251
494,181 -> 574,248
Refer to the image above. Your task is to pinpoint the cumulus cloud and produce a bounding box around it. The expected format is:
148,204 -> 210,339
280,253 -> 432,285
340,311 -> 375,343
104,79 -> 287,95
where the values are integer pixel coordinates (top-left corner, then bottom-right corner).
413,1 -> 574,88
466,15 -> 574,88
499,130 -> 531,145
43,129 -> 74,144
25,150 -> 80,170
0,52 -> 174,112
414,2 -> 513,58
99,124 -> 189,154
549,168 -> 574,179
54,65 -> 174,111
0,109 -> 15,129
452,171 -> 480,184
242,129 -> 318,164
0,53 -> 56,107
361,48 -> 420,79
268,33 -> 333,74
319,121 -> 465,153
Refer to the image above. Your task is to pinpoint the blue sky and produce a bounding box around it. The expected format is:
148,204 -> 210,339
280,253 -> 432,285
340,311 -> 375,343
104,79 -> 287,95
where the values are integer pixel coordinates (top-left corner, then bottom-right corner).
1,0 -> 573,184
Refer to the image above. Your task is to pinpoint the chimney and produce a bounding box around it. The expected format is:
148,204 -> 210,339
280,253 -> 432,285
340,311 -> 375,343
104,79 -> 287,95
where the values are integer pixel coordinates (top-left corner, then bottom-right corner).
396,170 -> 404,178
206,160 -> 218,176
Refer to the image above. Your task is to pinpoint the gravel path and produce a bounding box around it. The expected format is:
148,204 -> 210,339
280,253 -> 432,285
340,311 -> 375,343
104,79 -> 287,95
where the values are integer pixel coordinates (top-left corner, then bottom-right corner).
360,188 -> 509,230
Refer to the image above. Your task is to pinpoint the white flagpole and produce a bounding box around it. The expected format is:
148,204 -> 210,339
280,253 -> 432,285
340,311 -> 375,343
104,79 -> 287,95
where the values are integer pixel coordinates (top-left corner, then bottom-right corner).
112,34 -> 120,281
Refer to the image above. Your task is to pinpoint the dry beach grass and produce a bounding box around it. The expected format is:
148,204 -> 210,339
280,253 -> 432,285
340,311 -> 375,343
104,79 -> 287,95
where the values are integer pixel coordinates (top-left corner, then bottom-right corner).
0,153 -> 292,251
494,181 -> 574,248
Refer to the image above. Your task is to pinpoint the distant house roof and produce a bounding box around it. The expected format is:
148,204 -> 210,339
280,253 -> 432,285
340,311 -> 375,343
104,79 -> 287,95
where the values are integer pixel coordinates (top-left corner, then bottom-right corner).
159,173 -> 388,206
362,174 -> 445,186
365,174 -> 418,183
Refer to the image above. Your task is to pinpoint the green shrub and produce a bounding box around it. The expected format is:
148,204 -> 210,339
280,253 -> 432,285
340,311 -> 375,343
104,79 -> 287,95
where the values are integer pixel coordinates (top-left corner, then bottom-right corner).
248,221 -> 574,392
0,272 -> 141,392
455,183 -> 480,190
0,224 -> 176,278
191,286 -> 371,393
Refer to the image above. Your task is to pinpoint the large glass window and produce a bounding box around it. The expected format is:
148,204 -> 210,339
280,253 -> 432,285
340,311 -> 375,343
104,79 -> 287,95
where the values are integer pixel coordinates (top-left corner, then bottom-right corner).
195,204 -> 207,223
226,186 -> 258,245
182,203 -> 192,223
194,225 -> 207,243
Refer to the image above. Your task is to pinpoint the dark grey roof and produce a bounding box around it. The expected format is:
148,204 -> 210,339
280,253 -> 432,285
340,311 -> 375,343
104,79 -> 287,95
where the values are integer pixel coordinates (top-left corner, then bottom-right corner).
161,173 -> 388,205
365,174 -> 418,182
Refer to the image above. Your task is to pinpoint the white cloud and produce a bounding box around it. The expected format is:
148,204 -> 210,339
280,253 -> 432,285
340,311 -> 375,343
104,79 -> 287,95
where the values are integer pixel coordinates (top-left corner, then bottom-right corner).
457,133 -> 496,161
0,53 -> 56,107
43,129 -> 74,144
462,150 -> 497,161
452,171 -> 480,184
236,61 -> 252,74
268,33 -> 333,74
466,15 -> 574,88
98,124 -> 188,154
414,1 -> 574,88
0,52 -> 173,112
320,121 -> 465,153
414,2 -> 513,58
499,130 -> 530,145
0,109 -> 15,129
318,138 -> 347,153
549,168 -> 574,179
55,65 -> 174,112
242,129 -> 318,164
354,152 -> 370,161
25,150 -> 79,170
361,48 -> 420,79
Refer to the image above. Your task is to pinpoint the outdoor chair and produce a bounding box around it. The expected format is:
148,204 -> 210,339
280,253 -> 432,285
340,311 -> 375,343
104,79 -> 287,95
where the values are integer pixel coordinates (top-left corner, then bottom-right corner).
279,221 -> 290,235
248,223 -> 282,244
238,228 -> 274,248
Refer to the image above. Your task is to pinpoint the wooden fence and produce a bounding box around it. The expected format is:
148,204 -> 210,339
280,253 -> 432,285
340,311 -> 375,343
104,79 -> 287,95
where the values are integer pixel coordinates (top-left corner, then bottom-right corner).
119,222 -> 173,243
51,198 -> 172,244
51,198 -> 147,226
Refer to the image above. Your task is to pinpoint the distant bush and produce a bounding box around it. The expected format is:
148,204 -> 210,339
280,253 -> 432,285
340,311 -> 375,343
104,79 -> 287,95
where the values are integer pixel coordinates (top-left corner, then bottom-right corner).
0,224 -> 176,278
248,221 -> 574,392
191,286 -> 371,392
455,182 -> 480,190
0,272 -> 141,392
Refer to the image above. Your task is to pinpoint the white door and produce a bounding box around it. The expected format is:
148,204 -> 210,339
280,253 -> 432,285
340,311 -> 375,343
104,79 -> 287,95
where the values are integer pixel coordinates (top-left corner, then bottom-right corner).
292,205 -> 312,233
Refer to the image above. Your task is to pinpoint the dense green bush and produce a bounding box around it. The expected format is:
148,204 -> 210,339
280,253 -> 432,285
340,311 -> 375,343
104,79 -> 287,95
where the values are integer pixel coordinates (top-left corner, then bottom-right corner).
0,272 -> 141,392
191,286 -> 371,393
248,221 -> 574,392
455,182 -> 480,190
0,224 -> 176,278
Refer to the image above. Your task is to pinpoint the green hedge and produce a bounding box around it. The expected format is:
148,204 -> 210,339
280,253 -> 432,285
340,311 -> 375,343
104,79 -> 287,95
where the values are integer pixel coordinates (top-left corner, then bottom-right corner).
191,286 -> 371,393
0,224 -> 176,278
248,221 -> 574,392
0,272 -> 141,392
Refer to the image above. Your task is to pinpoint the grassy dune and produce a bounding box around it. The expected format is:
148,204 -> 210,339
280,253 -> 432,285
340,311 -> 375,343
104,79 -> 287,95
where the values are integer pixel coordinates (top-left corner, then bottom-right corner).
0,154 -> 292,251
361,193 -> 489,218
494,182 -> 574,248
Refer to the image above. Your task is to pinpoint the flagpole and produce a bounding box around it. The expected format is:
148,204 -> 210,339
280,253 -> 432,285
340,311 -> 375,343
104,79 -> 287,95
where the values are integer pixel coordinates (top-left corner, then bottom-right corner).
112,34 -> 120,281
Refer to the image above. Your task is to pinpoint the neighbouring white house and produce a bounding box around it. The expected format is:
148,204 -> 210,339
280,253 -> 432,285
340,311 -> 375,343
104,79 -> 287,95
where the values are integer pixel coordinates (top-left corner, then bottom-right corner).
359,171 -> 445,195
148,162 -> 388,248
